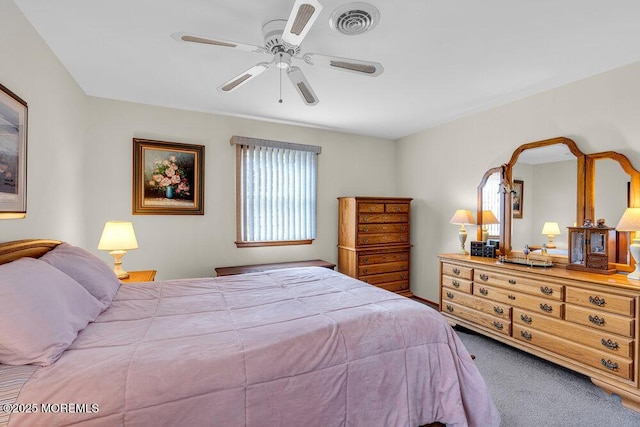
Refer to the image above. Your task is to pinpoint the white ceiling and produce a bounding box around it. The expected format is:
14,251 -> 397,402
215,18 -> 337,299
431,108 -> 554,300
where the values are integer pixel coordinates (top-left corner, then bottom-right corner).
13,0 -> 640,140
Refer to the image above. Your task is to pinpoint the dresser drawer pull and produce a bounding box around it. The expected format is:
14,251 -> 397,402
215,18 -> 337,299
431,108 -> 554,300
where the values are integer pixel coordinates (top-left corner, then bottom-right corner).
540,286 -> 553,295
446,304 -> 454,312
601,359 -> 618,371
479,288 -> 489,296
446,292 -> 454,299
509,279 -> 516,285
539,304 -> 553,313
362,215 -> 370,222
401,264 -> 408,270
401,226 -> 407,231
401,273 -> 408,280
520,330 -> 532,340
589,315 -> 605,326
589,296 -> 606,307
362,238 -> 369,244
479,273 -> 489,281
452,268 -> 461,275
508,294 -> 516,300
601,339 -> 619,351
401,255 -> 408,260
362,257 -> 369,264
452,280 -> 460,288
362,227 -> 369,232
520,314 -> 532,324
493,321 -> 504,330
493,306 -> 504,315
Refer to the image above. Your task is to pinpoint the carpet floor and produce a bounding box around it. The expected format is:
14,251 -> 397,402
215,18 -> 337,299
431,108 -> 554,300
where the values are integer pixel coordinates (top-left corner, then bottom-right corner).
455,326 -> 640,427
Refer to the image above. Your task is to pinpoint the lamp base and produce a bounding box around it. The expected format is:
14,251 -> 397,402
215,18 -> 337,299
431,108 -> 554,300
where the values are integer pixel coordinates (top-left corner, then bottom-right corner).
110,250 -> 130,279
458,227 -> 468,255
628,238 -> 640,281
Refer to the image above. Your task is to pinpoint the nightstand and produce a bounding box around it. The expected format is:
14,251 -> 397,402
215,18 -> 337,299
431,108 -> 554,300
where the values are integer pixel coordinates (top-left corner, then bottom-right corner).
120,270 -> 157,283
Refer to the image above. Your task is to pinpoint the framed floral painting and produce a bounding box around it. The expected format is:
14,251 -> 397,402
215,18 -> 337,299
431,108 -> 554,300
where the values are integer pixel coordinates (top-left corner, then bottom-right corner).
0,84 -> 28,219
133,138 -> 204,215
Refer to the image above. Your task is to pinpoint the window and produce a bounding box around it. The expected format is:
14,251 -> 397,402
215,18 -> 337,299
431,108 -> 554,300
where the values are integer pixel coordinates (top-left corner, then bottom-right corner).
232,136 -> 320,247
482,171 -> 501,237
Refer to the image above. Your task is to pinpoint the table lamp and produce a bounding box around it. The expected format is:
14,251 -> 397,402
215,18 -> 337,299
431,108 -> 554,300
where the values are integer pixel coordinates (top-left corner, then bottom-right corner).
481,210 -> 500,242
450,209 -> 476,254
98,221 -> 138,279
541,222 -> 561,248
616,208 -> 640,280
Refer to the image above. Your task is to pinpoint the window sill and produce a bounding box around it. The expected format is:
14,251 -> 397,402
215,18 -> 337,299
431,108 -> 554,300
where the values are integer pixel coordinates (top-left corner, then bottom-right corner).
235,239 -> 314,248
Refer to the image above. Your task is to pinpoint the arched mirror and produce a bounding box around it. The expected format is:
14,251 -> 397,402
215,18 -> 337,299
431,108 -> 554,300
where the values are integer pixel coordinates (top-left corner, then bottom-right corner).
586,151 -> 640,272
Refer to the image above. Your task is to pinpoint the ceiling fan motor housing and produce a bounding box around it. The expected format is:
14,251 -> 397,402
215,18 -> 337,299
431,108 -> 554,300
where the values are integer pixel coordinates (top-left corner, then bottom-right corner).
263,19 -> 299,56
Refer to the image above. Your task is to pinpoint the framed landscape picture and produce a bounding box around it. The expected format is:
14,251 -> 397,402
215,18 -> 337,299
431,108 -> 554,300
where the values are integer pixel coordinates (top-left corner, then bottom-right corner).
512,179 -> 523,219
0,84 -> 28,219
133,138 -> 204,215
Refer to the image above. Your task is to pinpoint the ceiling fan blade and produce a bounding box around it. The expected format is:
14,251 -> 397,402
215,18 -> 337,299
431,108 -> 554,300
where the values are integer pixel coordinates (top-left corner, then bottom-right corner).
303,53 -> 384,77
218,63 -> 270,92
171,32 -> 265,53
287,66 -> 319,105
281,0 -> 323,47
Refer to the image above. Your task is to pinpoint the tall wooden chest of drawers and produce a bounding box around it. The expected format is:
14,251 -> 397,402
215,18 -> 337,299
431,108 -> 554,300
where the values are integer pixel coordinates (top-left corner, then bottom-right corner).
338,197 -> 412,297
439,253 -> 640,412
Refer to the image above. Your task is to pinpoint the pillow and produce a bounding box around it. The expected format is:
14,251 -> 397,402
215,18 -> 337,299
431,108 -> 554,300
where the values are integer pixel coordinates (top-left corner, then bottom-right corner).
0,258 -> 105,366
41,242 -> 121,305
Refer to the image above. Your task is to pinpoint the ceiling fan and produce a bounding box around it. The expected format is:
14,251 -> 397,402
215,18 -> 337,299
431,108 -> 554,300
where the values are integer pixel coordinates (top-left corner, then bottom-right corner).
172,0 -> 383,106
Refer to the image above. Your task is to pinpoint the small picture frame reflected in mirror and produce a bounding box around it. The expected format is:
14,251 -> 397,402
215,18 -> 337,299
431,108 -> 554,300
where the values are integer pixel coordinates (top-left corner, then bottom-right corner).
512,179 -> 524,219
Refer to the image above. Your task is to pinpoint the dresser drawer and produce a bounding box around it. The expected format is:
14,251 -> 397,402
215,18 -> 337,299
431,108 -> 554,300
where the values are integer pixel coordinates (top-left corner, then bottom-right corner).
359,260 -> 408,276
360,271 -> 409,285
375,280 -> 409,293
513,325 -> 633,380
442,263 -> 473,280
358,203 -> 385,213
442,302 -> 511,335
513,308 -> 634,358
474,285 -> 563,319
385,203 -> 409,213
565,287 -> 635,317
565,304 -> 635,337
474,268 -> 564,301
443,290 -> 511,320
359,252 -> 408,265
358,213 -> 409,223
357,233 -> 409,246
442,275 -> 473,294
358,223 -> 408,234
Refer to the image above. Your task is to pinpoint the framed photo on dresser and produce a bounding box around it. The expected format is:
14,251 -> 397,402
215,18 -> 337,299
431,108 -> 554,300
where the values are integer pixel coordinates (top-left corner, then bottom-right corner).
0,83 -> 27,219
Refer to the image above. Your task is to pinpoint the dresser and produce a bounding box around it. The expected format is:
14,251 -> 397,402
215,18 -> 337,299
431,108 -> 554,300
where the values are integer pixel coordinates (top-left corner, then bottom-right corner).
439,254 -> 640,411
338,197 -> 412,297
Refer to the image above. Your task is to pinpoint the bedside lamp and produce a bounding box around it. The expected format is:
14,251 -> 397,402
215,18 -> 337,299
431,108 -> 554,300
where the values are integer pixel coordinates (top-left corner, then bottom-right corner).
450,209 -> 476,254
481,210 -> 500,242
616,208 -> 640,280
541,222 -> 561,248
98,221 -> 138,279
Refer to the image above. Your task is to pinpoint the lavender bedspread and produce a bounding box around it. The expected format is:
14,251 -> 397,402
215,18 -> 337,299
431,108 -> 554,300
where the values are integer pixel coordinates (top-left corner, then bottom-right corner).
10,267 -> 499,426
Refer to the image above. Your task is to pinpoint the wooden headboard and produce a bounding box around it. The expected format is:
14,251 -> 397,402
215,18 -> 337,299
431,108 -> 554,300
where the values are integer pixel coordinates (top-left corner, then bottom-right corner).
0,239 -> 62,266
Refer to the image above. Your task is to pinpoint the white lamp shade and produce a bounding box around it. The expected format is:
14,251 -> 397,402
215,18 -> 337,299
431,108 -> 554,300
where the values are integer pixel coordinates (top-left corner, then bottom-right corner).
541,222 -> 561,236
481,210 -> 499,225
616,208 -> 640,232
450,209 -> 476,225
98,221 -> 139,251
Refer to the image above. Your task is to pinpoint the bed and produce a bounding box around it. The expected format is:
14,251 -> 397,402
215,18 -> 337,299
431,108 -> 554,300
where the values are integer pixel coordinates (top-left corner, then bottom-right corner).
0,239 -> 499,427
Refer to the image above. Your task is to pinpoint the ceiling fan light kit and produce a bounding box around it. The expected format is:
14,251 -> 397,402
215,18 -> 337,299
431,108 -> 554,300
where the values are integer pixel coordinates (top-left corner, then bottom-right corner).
172,0 -> 383,106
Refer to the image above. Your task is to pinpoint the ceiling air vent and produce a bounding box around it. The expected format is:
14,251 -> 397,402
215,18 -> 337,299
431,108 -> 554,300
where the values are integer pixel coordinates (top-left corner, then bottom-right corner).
329,3 -> 380,35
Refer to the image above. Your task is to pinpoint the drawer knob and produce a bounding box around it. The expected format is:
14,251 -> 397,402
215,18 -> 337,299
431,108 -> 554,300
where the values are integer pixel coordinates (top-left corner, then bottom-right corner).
520,330 -> 532,341
520,314 -> 532,324
362,227 -> 369,232
401,255 -> 408,260
401,273 -> 408,280
509,279 -> 517,285
453,268 -> 461,275
362,238 -> 369,243
601,338 -> 619,350
452,280 -> 460,288
539,303 -> 553,313
589,296 -> 606,307
401,226 -> 407,231
479,288 -> 489,296
446,292 -> 454,299
589,315 -> 605,326
362,257 -> 369,264
601,359 -> 618,371
401,264 -> 407,270
479,274 -> 489,281
363,269 -> 369,274
493,306 -> 504,315
493,321 -> 504,330
508,294 -> 516,300
540,286 -> 553,296
362,216 -> 370,222
446,304 -> 454,312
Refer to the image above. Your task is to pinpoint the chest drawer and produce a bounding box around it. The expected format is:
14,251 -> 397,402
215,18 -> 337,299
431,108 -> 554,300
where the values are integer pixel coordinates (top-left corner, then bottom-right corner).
442,263 -> 473,280
513,308 -> 634,358
359,260 -> 408,276
358,223 -> 409,234
357,233 -> 409,246
443,289 -> 511,320
565,304 -> 635,337
443,302 -> 511,335
474,268 -> 564,301
474,285 -> 563,319
565,287 -> 635,317
359,252 -> 408,265
358,213 -> 409,224
358,203 -> 384,213
513,325 -> 633,380
442,275 -> 473,294
385,203 -> 409,213
360,271 -> 409,285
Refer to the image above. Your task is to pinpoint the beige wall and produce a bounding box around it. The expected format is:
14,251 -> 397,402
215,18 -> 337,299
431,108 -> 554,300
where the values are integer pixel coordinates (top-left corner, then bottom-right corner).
397,61 -> 640,301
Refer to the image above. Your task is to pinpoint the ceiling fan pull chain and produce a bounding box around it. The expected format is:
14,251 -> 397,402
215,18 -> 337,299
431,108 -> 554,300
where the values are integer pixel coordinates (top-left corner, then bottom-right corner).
279,53 -> 283,104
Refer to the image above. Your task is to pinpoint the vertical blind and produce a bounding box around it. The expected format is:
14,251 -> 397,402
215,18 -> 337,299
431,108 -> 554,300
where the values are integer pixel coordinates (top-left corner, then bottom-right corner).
232,136 -> 320,244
